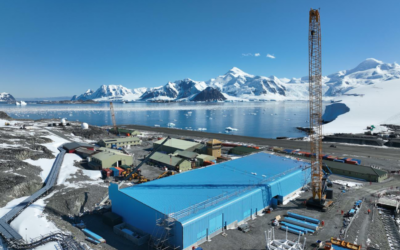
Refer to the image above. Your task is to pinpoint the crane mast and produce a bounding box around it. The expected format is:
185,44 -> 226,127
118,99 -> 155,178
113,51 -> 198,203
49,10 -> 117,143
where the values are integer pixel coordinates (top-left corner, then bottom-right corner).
109,102 -> 117,131
309,9 -> 323,202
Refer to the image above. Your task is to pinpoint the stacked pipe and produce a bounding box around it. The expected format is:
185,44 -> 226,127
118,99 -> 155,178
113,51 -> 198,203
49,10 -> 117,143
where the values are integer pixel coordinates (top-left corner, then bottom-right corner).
279,212 -> 320,235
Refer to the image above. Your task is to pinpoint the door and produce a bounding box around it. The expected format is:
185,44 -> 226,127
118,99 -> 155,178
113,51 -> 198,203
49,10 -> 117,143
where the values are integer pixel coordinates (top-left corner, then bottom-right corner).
209,214 -> 223,234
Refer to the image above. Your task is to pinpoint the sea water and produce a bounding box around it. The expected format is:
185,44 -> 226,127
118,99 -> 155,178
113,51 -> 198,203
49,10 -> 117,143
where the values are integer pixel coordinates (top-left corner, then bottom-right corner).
0,101 -> 318,139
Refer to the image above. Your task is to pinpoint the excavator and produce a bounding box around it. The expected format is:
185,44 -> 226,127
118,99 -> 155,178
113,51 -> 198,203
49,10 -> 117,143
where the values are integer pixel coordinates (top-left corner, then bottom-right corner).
98,136 -> 171,206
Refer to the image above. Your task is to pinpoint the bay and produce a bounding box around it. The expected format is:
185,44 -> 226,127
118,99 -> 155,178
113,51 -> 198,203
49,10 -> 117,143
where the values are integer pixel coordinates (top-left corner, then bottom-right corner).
0,102 -> 316,139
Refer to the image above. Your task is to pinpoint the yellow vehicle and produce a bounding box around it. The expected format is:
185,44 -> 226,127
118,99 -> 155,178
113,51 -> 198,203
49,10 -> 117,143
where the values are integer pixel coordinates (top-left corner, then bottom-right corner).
330,238 -> 361,250
138,175 -> 148,184
156,170 -> 175,180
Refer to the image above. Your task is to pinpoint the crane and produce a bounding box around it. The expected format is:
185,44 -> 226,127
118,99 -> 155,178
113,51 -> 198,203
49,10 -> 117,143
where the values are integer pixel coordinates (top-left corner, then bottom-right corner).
109,102 -> 117,132
307,9 -> 333,211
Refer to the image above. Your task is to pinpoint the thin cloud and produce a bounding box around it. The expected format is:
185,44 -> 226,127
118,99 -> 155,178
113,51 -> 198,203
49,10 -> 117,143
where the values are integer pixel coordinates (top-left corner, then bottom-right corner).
242,53 -> 253,57
254,53 -> 260,57
266,54 -> 275,59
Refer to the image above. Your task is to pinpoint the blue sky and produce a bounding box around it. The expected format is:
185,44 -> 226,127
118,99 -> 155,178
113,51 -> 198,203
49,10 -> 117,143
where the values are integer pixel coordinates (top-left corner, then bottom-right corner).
0,0 -> 399,98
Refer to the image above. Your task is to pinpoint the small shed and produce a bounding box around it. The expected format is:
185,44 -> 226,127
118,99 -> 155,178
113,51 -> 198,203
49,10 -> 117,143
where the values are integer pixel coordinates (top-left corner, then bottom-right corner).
196,154 -> 217,166
63,142 -> 94,153
75,147 -> 98,159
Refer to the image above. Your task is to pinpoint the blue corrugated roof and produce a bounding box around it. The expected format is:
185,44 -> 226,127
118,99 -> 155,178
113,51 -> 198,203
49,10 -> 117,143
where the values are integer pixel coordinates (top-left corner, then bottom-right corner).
119,152 -> 309,223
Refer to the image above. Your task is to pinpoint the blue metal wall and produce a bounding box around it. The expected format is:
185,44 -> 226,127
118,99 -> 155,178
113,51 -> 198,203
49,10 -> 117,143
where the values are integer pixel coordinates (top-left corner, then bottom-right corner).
181,189 -> 264,249
109,184 -> 184,248
110,158 -> 311,249
180,168 -> 310,249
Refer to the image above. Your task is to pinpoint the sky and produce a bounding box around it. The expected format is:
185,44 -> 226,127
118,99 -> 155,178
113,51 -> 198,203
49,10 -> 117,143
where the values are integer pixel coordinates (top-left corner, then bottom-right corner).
0,0 -> 400,98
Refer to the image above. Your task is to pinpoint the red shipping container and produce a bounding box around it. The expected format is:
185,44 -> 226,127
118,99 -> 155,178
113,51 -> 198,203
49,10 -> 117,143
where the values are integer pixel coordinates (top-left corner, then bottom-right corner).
203,161 -> 215,166
326,156 -> 337,161
115,167 -> 125,175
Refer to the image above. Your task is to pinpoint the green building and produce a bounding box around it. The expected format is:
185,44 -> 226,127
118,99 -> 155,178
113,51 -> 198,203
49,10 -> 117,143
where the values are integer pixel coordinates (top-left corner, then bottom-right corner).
173,150 -> 199,160
89,149 -> 133,170
323,160 -> 388,182
228,146 -> 261,156
153,138 -> 202,154
149,152 -> 192,172
98,137 -> 141,148
109,128 -> 141,136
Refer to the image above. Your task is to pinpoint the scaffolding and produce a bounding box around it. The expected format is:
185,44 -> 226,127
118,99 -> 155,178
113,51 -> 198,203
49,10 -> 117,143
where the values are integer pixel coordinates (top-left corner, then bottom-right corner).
265,227 -> 306,250
150,215 -> 180,250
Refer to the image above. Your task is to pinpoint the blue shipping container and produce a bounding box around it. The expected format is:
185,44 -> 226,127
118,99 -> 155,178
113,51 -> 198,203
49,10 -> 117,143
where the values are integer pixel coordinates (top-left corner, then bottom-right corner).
110,168 -> 119,177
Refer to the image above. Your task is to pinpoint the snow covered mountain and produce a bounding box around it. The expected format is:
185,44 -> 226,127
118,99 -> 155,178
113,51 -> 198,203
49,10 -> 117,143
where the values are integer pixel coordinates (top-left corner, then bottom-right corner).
324,58 -> 400,96
71,85 -> 147,102
207,67 -> 287,99
0,92 -> 16,102
140,78 -> 207,101
70,58 -> 400,102
71,89 -> 94,101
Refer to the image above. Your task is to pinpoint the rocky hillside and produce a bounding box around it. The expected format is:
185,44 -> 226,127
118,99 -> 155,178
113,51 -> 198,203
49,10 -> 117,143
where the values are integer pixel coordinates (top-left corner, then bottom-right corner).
192,87 -> 227,102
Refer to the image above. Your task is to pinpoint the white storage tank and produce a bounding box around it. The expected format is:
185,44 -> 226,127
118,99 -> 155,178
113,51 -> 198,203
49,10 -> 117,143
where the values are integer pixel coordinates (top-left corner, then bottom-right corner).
81,123 -> 89,129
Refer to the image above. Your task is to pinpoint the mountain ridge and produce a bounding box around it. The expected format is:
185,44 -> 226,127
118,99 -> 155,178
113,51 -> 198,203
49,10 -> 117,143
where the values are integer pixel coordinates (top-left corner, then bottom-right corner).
70,58 -> 399,102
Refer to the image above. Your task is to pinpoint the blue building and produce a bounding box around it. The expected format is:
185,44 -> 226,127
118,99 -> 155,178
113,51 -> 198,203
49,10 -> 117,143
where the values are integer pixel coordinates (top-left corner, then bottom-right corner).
109,152 -> 311,250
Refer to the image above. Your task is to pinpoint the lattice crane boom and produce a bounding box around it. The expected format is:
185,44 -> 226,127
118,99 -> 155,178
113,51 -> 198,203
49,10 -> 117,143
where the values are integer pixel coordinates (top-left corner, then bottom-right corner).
109,102 -> 117,131
309,9 -> 323,201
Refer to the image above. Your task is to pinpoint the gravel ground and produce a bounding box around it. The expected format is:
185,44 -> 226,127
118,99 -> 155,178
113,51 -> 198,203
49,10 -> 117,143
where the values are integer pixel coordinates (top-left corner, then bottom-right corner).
2,118 -> 400,250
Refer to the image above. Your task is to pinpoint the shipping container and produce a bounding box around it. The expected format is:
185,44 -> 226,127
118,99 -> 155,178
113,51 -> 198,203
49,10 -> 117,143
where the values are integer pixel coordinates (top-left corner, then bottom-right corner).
110,167 -> 120,177
326,156 -> 337,161
115,167 -> 125,175
333,159 -> 345,163
347,161 -> 359,165
203,161 -> 215,166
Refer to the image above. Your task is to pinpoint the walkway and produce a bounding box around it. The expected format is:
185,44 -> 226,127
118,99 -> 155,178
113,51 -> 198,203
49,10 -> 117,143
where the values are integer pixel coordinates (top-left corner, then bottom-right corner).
0,145 -> 84,249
